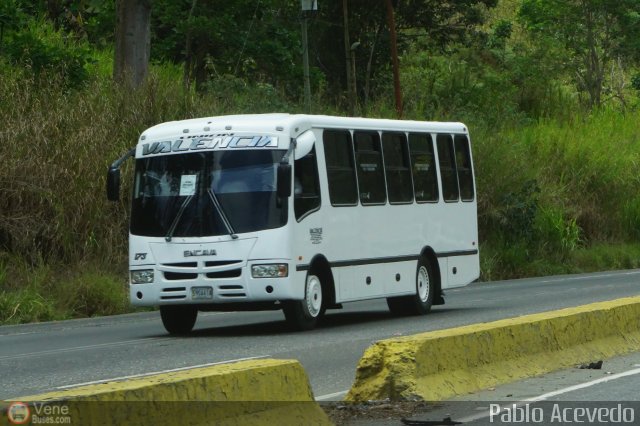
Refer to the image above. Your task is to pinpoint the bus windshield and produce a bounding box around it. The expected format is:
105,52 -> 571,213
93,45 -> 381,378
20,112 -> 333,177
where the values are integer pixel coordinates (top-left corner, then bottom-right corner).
130,149 -> 287,237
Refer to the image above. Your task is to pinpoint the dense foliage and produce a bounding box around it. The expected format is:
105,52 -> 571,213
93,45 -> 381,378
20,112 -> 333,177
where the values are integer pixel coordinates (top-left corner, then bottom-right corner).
1,0 -> 640,323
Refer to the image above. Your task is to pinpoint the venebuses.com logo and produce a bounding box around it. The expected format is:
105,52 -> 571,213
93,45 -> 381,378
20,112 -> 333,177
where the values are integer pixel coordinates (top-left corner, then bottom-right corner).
7,402 -> 30,425
6,401 -> 72,425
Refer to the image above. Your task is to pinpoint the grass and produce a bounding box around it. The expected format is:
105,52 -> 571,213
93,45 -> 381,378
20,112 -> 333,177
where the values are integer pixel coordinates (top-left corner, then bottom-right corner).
0,253 -> 129,324
475,107 -> 640,281
480,241 -> 640,282
1,51 -> 640,324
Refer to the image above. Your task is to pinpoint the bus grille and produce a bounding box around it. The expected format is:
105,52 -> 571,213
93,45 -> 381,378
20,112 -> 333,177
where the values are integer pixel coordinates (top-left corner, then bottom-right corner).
164,271 -> 198,280
217,284 -> 246,298
205,260 -> 242,267
163,262 -> 197,268
160,287 -> 186,300
159,260 -> 243,282
206,269 -> 242,279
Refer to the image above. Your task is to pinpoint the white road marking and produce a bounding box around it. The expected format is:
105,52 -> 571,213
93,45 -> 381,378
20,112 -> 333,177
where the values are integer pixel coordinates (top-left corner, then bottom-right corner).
457,367 -> 640,423
523,367 -> 640,401
538,270 -> 640,283
55,355 -> 270,389
462,270 -> 640,289
0,338 -> 166,361
316,390 -> 348,401
197,312 -> 233,317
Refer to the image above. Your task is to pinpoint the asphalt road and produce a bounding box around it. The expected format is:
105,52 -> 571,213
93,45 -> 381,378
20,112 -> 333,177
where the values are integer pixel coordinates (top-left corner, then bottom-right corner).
1,269 -> 639,401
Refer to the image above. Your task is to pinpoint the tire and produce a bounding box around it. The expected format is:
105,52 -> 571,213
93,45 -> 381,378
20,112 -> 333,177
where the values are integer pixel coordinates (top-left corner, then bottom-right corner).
413,257 -> 435,314
283,273 -> 324,331
160,305 -> 198,335
386,257 -> 435,316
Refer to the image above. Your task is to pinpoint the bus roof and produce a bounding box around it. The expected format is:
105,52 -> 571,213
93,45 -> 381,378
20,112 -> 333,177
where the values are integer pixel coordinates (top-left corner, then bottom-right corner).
139,114 -> 468,143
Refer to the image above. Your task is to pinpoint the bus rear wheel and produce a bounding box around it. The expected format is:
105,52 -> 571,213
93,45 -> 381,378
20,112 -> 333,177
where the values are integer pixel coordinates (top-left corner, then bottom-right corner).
387,257 -> 434,316
160,305 -> 198,335
283,274 -> 324,331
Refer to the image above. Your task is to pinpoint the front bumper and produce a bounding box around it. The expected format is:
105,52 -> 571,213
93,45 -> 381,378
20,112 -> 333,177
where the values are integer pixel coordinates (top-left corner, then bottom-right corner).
129,260 -> 299,306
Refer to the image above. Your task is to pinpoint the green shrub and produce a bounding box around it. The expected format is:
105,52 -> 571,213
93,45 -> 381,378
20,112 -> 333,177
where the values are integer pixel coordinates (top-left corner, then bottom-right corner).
0,287 -> 60,324
535,206 -> 582,255
0,253 -> 129,324
0,255 -> 61,324
496,179 -> 540,242
58,270 -> 129,317
202,74 -> 294,113
632,74 -> 640,92
570,244 -> 640,273
3,18 -> 93,88
622,196 -> 640,240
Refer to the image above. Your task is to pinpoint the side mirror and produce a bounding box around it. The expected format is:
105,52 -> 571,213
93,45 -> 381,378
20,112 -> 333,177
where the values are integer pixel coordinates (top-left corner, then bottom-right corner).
277,163 -> 292,198
107,168 -> 121,201
294,130 -> 316,160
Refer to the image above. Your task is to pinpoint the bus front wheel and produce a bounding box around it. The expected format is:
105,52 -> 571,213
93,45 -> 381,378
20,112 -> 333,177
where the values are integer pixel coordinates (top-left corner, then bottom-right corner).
160,305 -> 198,335
283,274 -> 324,331
387,257 -> 435,316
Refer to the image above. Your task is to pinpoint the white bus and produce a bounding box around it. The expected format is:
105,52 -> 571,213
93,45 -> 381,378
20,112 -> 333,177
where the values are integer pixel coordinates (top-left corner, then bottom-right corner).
107,114 -> 479,334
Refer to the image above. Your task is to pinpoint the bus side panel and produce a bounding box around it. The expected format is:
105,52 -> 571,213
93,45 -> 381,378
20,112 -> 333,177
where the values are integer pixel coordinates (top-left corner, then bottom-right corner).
337,267 -> 354,301
443,254 -> 479,289
437,257 -> 449,289
332,261 -> 415,303
381,260 -> 415,297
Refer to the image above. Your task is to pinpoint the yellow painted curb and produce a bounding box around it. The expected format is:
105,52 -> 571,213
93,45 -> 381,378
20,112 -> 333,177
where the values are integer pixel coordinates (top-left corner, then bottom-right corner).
346,296 -> 640,402
1,359 -> 332,425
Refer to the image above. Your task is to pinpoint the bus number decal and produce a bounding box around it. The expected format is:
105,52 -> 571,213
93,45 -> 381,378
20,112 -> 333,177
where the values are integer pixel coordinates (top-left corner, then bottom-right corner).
310,228 -> 323,244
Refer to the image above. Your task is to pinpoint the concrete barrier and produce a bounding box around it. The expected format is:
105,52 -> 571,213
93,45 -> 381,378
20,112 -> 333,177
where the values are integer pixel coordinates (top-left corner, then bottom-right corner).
347,296 -> 640,402
1,359 -> 331,425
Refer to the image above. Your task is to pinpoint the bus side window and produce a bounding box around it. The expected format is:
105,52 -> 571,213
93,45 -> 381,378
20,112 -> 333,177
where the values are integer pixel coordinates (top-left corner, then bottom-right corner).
408,133 -> 438,202
323,130 -> 358,206
454,135 -> 474,201
382,132 -> 413,204
354,131 -> 386,205
436,134 -> 460,202
294,146 -> 321,221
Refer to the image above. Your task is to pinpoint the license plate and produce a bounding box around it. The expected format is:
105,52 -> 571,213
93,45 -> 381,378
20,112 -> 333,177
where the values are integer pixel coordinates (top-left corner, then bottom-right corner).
191,286 -> 213,300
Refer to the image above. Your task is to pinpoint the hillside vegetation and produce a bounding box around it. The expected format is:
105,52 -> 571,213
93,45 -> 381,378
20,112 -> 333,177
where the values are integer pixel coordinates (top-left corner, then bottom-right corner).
1,0 -> 640,324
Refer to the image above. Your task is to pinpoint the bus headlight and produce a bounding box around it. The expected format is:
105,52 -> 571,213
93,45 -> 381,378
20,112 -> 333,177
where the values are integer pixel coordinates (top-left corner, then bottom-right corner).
251,264 -> 288,278
131,269 -> 154,284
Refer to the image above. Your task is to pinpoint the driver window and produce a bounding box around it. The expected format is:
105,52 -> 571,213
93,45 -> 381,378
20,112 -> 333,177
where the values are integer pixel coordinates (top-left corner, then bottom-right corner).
294,146 -> 321,221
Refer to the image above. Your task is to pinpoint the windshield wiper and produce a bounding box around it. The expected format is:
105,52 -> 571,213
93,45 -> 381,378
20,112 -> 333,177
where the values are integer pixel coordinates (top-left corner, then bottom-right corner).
165,195 -> 194,242
207,189 -> 238,239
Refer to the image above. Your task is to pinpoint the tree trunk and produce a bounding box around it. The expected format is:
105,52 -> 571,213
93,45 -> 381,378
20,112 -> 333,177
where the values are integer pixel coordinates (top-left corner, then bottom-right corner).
183,0 -> 199,91
343,0 -> 356,115
385,0 -> 403,118
583,7 -> 603,108
114,0 -> 151,88
364,19 -> 385,107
